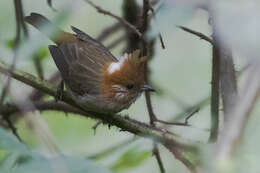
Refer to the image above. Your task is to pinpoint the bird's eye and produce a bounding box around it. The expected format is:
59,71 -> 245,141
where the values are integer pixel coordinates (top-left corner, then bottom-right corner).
126,84 -> 134,89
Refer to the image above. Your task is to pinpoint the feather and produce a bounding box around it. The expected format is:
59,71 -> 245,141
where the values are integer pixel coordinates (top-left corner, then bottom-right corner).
49,26 -> 119,96
71,26 -> 118,62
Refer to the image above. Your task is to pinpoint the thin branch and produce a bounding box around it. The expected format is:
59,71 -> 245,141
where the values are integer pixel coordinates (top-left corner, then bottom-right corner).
0,112 -> 22,142
166,145 -> 198,173
14,0 -> 28,39
158,33 -> 165,49
96,22 -> 122,42
178,26 -> 213,45
0,60 -> 197,151
148,3 -> 165,49
209,25 -> 220,142
155,108 -> 200,126
47,0 -> 57,12
169,96 -> 210,123
106,35 -> 125,50
33,55 -> 44,80
85,0 -> 142,37
153,143 -> 165,173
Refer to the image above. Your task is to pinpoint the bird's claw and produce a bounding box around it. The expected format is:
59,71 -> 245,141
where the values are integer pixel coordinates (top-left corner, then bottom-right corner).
55,80 -> 64,102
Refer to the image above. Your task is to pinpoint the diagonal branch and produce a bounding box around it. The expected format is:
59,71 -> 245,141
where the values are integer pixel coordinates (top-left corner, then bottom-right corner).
85,0 -> 142,37
0,60 -> 197,151
167,145 -> 198,173
178,26 -> 213,45
96,22 -> 122,42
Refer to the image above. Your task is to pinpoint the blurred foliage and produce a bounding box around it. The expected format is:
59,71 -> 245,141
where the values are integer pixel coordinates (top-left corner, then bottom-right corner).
33,47 -> 49,61
5,39 -> 16,49
17,111 -> 96,148
110,148 -> 151,172
0,127 -> 111,173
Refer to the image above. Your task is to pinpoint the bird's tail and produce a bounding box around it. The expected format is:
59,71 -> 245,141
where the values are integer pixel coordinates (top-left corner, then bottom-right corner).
25,13 -> 73,45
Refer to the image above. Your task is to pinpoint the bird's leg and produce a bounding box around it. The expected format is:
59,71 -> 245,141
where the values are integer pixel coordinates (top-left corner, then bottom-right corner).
92,120 -> 103,135
154,108 -> 200,126
55,80 -> 64,101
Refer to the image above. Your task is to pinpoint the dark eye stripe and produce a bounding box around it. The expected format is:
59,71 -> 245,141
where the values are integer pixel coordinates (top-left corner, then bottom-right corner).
126,84 -> 134,89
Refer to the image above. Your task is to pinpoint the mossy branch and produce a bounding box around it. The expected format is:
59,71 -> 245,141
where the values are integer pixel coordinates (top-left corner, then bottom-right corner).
0,60 -> 197,151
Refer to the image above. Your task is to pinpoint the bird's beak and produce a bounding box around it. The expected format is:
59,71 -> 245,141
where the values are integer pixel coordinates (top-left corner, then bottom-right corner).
141,84 -> 156,92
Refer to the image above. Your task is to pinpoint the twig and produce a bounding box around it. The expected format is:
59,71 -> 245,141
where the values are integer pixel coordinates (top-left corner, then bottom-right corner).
85,0 -> 142,37
185,108 -> 200,124
167,145 -> 198,173
169,96 -> 210,123
178,26 -> 213,45
148,3 -> 165,49
158,33 -> 165,49
47,0 -> 57,12
14,0 -> 28,38
33,55 -> 44,80
154,108 -> 200,126
96,22 -> 122,42
106,35 -> 125,50
0,112 -> 22,142
153,143 -> 165,173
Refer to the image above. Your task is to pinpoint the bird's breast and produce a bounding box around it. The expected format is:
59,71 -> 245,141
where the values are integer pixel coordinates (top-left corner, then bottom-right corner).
73,92 -> 137,113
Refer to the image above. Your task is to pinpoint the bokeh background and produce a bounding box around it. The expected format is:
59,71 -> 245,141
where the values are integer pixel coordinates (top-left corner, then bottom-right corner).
1,0 -> 260,173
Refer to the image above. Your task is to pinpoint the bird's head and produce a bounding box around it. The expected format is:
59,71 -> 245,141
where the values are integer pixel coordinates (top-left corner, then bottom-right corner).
101,50 -> 155,104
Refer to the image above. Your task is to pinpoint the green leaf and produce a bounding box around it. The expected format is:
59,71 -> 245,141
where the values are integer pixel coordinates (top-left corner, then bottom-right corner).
0,128 -> 111,173
5,39 -> 16,49
2,155 -> 111,173
0,128 -> 28,153
111,148 -> 151,172
33,47 -> 49,61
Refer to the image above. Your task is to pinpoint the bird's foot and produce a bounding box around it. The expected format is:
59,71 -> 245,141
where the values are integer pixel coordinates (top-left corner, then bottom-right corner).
55,80 -> 64,102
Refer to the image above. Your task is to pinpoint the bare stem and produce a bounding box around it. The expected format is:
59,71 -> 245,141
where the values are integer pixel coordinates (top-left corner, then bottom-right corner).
85,0 -> 142,37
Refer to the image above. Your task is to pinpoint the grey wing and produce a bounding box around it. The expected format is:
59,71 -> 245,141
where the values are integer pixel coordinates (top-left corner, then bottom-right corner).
71,26 -> 118,62
49,44 -> 101,96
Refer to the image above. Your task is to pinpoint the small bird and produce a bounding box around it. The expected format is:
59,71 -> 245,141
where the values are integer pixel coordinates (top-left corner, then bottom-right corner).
25,13 -> 155,113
